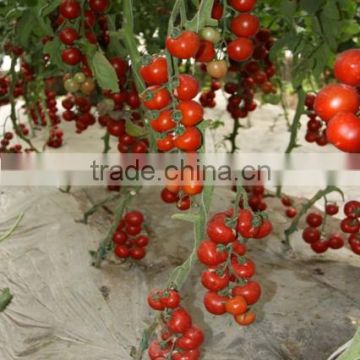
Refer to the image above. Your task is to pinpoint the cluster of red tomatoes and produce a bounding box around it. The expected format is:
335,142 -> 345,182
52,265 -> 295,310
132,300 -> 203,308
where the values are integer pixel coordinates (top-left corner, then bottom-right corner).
341,201 -> 360,255
242,185 -> 267,211
0,131 -> 24,153
197,207 -> 271,326
140,51 -> 203,153
147,288 -> 204,360
112,210 -> 149,261
303,93 -> 328,146
281,196 -> 298,218
47,126 -> 64,148
314,49 -> 360,153
57,0 -> 109,66
61,94 -> 96,133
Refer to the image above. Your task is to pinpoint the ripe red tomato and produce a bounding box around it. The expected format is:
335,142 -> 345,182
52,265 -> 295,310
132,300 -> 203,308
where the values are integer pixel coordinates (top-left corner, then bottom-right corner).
59,0 -> 81,19
135,235 -> 149,247
334,49 -> 360,87
211,0 -> 223,19
114,245 -> 130,258
306,213 -> 323,228
203,291 -> 228,315
147,289 -> 165,311
311,240 -> 329,254
130,247 -> 146,259
166,31 -> 200,59
314,84 -> 360,122
177,196 -> 191,211
61,48 -> 82,65
151,110 -> 176,133
195,40 -> 215,63
327,112 -> 360,153
197,240 -> 227,266
286,207 -> 297,218
107,119 -> 125,137
255,219 -> 272,239
225,296 -> 247,315
341,217 -> 360,233
178,101 -> 204,127
229,0 -> 256,12
227,38 -> 254,62
234,311 -> 256,326
148,340 -> 171,360
232,281 -> 261,305
207,217 -> 236,244
325,203 -> 339,216
231,257 -> 255,278
328,234 -> 345,249
176,326 -> 204,351
182,168 -> 203,196
113,230 -> 127,245
143,86 -> 171,110
344,201 -> 360,218
160,290 -> 181,309
172,349 -> 201,360
174,127 -> 202,152
157,135 -> 175,152
89,0 -> 109,12
175,75 -> 199,101
167,308 -> 192,334
230,14 -> 260,38
59,27 -> 79,45
237,209 -> 259,238
125,210 -> 144,225
84,10 -> 96,27
232,242 -> 247,256
140,57 -> 168,85
110,57 -> 128,78
201,269 -> 230,292
302,227 -> 320,244
161,188 -> 179,203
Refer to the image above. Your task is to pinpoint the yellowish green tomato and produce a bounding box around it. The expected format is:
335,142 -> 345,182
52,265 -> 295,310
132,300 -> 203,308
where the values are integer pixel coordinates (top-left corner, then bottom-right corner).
200,27 -> 221,44
64,78 -> 79,93
74,72 -> 86,83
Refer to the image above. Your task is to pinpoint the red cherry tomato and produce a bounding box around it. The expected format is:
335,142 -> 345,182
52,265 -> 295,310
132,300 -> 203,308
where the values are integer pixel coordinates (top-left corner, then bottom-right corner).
314,84 -> 360,122
114,245 -> 130,258
227,38 -> 254,62
211,0 -> 224,19
237,209 -> 259,238
340,217 -> 360,234
311,240 -> 329,254
178,101 -> 204,127
176,326 -> 204,351
234,311 -> 256,326
157,135 -> 175,152
201,269 -> 230,292
344,201 -> 360,218
61,48 -> 82,65
306,212 -> 323,228
140,57 -> 168,86
143,86 -> 171,110
195,40 -> 216,63
166,31 -> 200,59
327,112 -> 360,153
59,27 -> 79,45
197,240 -> 227,266
207,217 -> 236,244
230,14 -> 260,38
160,289 -> 181,309
328,234 -> 345,249
89,0 -> 109,12
161,188 -> 179,203
302,227 -> 320,244
167,308 -> 192,334
232,281 -> 261,305
334,49 -> 360,87
151,110 -> 176,133
174,127 -> 202,152
175,74 -> 199,101
59,0 -> 81,19
203,291 -> 228,315
225,296 -> 247,315
147,289 -> 165,311
231,257 -> 256,279
229,0 -> 256,12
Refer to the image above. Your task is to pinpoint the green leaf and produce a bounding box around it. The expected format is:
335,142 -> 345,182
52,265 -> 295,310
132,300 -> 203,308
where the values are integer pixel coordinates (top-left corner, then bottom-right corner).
39,0 -> 61,16
0,288 -> 13,312
125,120 -> 147,137
43,37 -> 63,69
90,52 -> 119,93
15,11 -> 35,47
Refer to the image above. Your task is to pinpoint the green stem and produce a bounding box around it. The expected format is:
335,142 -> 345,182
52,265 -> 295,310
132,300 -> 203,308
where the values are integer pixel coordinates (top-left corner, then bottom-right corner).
284,186 -> 344,247
102,131 -> 111,153
77,193 -> 122,224
0,213 -> 24,242
285,86 -> 306,154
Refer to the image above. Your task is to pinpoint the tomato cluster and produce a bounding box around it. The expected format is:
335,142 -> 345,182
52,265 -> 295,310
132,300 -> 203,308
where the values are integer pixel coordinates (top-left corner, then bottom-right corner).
0,131 -> 25,153
281,196 -> 298,218
47,126 -> 64,148
342,200 -> 360,255
304,93 -> 328,146
242,185 -> 267,212
147,288 -> 204,360
112,210 -> 149,260
197,207 -> 271,326
140,53 -> 203,153
314,49 -> 360,153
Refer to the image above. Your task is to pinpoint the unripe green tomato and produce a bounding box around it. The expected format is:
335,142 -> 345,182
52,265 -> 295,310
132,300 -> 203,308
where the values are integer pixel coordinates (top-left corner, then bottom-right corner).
97,98 -> 115,114
200,27 -> 221,44
74,72 -> 86,83
64,78 -> 79,93
81,78 -> 96,95
207,60 -> 228,79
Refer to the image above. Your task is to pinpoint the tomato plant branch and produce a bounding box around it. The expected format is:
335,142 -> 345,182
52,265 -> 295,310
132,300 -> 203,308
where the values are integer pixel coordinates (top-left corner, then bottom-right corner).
8,56 -> 39,152
226,119 -> 240,153
77,193 -> 122,224
284,186 -> 344,248
0,212 -> 24,242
